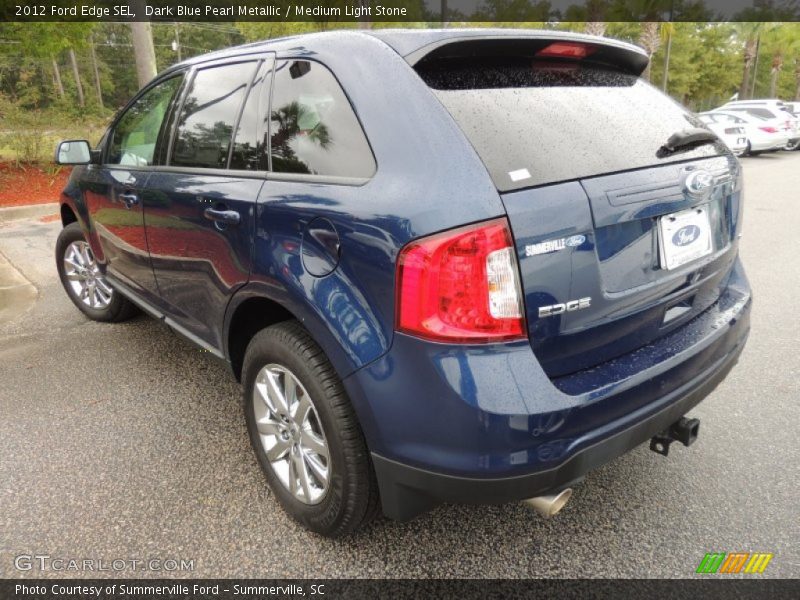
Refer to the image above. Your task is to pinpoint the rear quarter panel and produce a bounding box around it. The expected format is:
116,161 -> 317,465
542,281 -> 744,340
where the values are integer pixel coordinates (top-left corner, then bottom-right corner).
237,34 -> 507,377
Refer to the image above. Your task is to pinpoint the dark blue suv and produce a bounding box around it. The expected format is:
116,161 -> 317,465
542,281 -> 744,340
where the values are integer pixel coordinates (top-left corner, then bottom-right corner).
54,29 -> 751,537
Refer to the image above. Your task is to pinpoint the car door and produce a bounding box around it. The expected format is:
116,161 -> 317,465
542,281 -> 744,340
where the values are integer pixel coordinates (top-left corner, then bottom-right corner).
143,56 -> 272,353
83,74 -> 185,298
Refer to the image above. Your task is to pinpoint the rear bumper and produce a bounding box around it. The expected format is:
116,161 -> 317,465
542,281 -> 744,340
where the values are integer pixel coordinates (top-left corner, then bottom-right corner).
372,327 -> 746,520
343,258 -> 751,521
749,134 -> 789,151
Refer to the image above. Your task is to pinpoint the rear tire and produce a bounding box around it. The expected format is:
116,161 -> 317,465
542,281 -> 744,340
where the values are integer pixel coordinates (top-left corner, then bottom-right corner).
55,222 -> 138,322
242,321 -> 379,537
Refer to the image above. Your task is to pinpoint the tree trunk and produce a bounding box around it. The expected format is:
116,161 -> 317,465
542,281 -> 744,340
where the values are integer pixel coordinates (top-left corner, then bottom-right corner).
51,57 -> 65,100
795,59 -> 800,101
89,40 -> 104,109
68,49 -> 85,107
584,22 -> 606,37
750,36 -> 761,99
129,19 -> 158,87
739,37 -> 757,100
358,0 -> 372,28
769,52 -> 782,98
174,23 -> 182,61
638,22 -> 661,82
661,29 -> 673,92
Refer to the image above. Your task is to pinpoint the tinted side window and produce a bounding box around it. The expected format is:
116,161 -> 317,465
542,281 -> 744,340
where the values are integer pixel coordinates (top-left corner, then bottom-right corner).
270,60 -> 375,177
230,61 -> 271,171
108,76 -> 182,166
171,62 -> 257,169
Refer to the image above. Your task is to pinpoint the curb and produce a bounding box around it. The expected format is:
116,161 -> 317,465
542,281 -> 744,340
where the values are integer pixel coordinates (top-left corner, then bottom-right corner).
0,203 -> 59,223
0,251 -> 38,324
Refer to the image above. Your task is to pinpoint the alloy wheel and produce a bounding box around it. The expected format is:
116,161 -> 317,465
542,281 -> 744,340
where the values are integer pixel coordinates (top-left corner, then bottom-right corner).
253,364 -> 331,504
63,241 -> 113,309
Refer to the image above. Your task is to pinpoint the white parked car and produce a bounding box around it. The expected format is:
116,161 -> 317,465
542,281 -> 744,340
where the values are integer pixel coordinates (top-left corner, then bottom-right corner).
697,113 -> 748,156
720,102 -> 800,150
705,110 -> 790,154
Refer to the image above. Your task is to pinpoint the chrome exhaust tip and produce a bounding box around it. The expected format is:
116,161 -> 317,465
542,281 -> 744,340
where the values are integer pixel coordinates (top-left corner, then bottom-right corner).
522,488 -> 572,518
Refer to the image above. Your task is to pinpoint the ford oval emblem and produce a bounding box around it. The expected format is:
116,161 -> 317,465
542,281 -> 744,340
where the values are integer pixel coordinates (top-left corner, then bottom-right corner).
672,225 -> 701,247
565,234 -> 586,248
684,169 -> 714,199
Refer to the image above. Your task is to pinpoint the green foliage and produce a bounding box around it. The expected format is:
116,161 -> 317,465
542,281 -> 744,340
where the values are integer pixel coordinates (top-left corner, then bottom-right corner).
750,23 -> 800,99
648,23 -> 743,110
0,96 -> 47,165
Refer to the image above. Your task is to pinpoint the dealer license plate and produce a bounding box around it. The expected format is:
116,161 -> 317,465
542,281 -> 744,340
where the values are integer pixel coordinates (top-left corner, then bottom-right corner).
658,206 -> 713,271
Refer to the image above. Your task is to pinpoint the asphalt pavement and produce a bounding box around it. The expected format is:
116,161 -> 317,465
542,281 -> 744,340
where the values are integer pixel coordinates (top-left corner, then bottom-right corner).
1,152 -> 798,579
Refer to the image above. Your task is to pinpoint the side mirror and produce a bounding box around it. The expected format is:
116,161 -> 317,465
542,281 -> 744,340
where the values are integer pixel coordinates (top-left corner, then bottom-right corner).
55,140 -> 93,165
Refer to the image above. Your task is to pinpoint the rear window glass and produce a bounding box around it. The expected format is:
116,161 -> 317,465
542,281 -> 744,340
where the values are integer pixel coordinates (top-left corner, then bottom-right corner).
417,58 -> 724,191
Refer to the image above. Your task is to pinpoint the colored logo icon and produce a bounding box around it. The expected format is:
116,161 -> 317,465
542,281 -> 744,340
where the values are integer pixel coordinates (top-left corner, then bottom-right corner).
696,552 -> 773,574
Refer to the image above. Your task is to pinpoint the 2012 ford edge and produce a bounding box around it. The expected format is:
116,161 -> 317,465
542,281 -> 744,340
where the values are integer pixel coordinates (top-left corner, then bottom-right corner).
54,29 -> 751,537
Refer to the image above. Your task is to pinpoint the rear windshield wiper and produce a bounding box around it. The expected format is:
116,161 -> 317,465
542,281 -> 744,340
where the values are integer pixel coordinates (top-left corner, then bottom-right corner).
657,128 -> 719,158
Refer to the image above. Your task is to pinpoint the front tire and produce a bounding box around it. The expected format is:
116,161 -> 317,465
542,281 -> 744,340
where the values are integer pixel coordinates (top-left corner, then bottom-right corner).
242,321 -> 379,537
55,222 -> 138,322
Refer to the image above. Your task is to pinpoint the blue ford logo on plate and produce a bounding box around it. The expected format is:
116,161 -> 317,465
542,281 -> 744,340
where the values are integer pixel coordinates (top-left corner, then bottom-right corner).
672,225 -> 701,246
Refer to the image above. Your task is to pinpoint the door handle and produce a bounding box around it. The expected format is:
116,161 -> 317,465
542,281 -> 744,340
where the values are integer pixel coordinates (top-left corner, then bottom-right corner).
203,207 -> 240,226
119,192 -> 140,209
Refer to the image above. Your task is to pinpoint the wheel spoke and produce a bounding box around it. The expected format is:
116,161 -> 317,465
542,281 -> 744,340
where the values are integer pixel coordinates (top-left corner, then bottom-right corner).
69,246 -> 84,267
293,394 -> 311,424
265,438 -> 291,462
302,450 -> 329,486
294,451 -> 312,500
300,430 -> 328,461
265,370 -> 289,415
254,378 -> 271,410
256,417 -> 281,437
96,278 -> 113,296
64,257 -> 83,271
287,451 -> 299,495
65,271 -> 84,281
81,245 -> 93,268
284,374 -> 297,411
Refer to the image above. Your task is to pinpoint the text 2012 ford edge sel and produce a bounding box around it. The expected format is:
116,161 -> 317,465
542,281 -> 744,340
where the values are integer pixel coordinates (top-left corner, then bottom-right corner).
54,29 -> 751,537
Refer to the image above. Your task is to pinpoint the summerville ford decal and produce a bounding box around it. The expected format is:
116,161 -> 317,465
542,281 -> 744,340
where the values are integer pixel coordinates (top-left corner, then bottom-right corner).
525,234 -> 586,257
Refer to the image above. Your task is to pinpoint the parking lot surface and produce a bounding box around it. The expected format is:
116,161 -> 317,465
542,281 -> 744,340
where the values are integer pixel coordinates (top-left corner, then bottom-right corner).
1,152 -> 799,578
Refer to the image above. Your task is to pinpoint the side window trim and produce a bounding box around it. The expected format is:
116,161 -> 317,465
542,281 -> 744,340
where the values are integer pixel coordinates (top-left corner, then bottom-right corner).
225,58 -> 265,169
164,57 -> 265,169
159,68 -> 194,167
263,56 -> 277,173
102,71 -> 186,168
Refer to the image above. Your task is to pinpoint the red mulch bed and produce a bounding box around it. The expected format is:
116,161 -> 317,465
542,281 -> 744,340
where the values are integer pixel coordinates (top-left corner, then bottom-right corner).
0,162 -> 71,208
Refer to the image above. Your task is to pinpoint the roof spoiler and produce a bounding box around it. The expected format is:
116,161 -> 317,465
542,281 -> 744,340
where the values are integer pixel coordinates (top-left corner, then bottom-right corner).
404,32 -> 649,77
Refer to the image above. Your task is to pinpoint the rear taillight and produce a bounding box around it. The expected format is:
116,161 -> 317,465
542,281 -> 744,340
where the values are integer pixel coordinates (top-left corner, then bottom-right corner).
396,218 -> 526,343
759,126 -> 778,133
